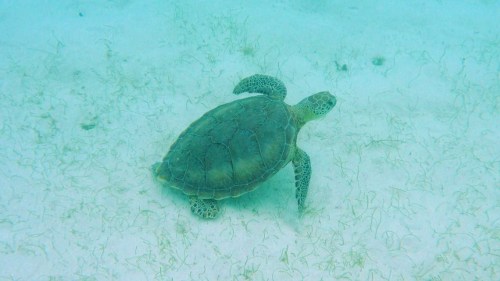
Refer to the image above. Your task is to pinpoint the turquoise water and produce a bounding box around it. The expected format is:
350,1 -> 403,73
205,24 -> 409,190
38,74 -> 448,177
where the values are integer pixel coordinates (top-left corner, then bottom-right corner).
0,0 -> 498,280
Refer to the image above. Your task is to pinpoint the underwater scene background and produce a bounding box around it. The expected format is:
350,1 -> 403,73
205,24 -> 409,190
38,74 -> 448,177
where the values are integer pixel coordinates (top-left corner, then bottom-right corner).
0,0 -> 498,280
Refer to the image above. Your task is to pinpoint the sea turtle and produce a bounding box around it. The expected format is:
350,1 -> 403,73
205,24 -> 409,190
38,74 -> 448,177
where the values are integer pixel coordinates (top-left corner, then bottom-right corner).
153,74 -> 336,219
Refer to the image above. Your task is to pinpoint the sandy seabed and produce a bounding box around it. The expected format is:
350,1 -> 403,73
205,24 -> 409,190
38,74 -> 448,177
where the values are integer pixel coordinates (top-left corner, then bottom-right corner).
0,0 -> 498,280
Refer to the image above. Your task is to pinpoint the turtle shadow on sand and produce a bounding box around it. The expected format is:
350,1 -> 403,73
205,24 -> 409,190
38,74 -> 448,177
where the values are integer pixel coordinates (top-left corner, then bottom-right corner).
224,166 -> 296,215
152,74 -> 337,219
155,163 -> 299,221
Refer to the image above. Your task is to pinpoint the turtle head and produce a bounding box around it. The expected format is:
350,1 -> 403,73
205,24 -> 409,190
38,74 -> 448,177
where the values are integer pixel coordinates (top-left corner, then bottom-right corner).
294,91 -> 336,126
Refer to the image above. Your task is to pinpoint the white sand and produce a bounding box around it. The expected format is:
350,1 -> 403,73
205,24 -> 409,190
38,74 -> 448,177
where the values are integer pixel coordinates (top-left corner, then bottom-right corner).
0,0 -> 498,280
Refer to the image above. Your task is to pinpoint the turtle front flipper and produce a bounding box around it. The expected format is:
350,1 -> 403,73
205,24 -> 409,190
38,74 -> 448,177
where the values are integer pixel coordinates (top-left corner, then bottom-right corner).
292,148 -> 311,214
233,74 -> 287,100
189,196 -> 219,219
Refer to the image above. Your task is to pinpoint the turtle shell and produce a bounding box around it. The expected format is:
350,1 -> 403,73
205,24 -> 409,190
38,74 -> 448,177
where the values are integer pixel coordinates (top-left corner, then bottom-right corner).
156,95 -> 298,199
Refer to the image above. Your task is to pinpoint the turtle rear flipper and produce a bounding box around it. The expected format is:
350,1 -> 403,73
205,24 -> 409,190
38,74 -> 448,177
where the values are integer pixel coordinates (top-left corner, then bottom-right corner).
189,197 -> 219,219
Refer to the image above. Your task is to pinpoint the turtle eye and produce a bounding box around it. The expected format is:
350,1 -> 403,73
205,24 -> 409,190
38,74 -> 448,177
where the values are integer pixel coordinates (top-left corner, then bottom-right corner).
325,100 -> 336,109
